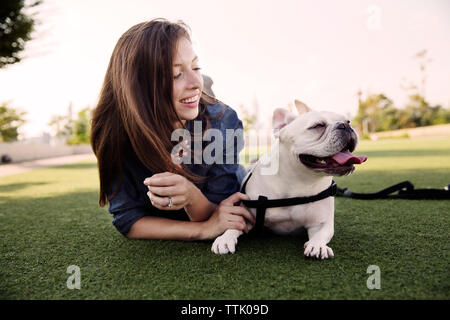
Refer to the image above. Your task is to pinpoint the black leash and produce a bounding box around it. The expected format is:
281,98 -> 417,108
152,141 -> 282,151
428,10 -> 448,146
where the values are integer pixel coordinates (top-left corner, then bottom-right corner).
240,171 -> 450,236
335,181 -> 450,200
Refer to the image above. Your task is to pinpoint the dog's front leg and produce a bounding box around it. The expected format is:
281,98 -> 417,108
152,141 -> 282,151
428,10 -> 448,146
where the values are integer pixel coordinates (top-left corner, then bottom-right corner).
304,222 -> 334,259
211,229 -> 244,254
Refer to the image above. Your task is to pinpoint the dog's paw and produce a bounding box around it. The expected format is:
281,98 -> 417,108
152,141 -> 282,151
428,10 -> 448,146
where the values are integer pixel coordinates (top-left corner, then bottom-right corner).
303,240 -> 334,259
211,233 -> 238,254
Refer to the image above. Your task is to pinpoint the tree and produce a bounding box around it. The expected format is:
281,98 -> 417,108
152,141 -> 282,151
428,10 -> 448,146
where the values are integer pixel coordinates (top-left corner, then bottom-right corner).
375,99 -> 404,131
404,94 -> 450,128
0,102 -> 26,142
431,106 -> 450,125
353,93 -> 395,134
354,50 -> 450,134
239,104 -> 256,133
48,114 -> 72,140
0,0 -> 42,68
48,105 -> 92,145
398,49 -> 450,127
67,107 -> 91,145
354,92 -> 450,135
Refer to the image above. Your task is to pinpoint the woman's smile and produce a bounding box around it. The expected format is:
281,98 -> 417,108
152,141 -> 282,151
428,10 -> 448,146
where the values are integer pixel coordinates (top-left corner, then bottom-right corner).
180,91 -> 200,108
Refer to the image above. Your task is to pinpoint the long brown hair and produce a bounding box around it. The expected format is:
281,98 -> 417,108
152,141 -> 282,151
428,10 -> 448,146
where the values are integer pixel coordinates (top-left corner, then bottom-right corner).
91,19 -> 219,206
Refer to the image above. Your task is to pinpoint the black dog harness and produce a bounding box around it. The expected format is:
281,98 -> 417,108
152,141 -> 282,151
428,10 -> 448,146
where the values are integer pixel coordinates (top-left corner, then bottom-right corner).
240,172 -> 337,236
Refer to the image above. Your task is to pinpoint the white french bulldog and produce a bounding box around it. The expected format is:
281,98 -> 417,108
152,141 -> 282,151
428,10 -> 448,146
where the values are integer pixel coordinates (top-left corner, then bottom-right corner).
211,100 -> 367,259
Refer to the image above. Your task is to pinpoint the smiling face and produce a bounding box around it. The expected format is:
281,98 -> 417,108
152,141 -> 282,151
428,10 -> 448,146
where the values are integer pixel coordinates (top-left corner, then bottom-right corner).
286,111 -> 355,156
275,106 -> 367,177
290,111 -> 362,176
172,37 -> 204,126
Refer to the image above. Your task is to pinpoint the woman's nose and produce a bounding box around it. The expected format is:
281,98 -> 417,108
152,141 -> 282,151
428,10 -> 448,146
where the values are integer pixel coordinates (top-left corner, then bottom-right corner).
186,70 -> 202,89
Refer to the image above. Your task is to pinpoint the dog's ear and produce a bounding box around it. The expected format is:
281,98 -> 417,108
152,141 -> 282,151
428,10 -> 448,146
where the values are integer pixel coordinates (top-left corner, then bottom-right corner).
273,108 -> 297,132
294,99 -> 311,115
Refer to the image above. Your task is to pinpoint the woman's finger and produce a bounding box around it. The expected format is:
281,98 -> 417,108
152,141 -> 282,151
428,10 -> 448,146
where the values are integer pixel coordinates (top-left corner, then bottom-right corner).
228,206 -> 255,225
226,214 -> 245,223
144,173 -> 180,187
230,221 -> 248,233
220,192 -> 250,206
227,217 -> 249,233
147,191 -> 166,207
147,191 -> 180,210
148,172 -> 174,179
143,172 -> 173,185
147,185 -> 179,197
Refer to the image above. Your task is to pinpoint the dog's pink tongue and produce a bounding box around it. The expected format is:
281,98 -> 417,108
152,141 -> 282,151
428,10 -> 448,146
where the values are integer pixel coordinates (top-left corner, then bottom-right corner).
332,151 -> 368,165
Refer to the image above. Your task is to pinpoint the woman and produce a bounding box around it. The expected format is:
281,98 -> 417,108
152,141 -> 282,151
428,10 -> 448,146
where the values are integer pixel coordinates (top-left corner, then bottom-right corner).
90,19 -> 254,240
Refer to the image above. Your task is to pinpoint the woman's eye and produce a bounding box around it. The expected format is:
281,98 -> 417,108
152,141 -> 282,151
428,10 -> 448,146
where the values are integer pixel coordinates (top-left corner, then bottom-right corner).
174,67 -> 201,79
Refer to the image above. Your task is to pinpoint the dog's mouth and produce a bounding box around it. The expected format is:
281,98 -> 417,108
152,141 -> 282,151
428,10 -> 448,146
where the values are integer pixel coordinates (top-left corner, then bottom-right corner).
299,142 -> 367,176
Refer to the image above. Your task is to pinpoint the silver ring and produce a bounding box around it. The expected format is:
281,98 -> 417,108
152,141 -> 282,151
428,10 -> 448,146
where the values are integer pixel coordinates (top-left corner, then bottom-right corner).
167,197 -> 173,208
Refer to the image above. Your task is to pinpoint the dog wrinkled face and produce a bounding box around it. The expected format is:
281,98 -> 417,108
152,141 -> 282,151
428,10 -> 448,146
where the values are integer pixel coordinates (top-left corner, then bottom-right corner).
274,102 -> 367,177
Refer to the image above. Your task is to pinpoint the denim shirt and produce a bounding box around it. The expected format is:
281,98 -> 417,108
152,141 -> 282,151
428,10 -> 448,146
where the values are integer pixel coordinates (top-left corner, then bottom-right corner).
108,103 -> 247,236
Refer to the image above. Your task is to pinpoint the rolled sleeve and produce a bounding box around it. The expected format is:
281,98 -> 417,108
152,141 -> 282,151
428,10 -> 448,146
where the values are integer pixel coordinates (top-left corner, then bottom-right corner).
112,207 -> 148,236
108,176 -> 150,236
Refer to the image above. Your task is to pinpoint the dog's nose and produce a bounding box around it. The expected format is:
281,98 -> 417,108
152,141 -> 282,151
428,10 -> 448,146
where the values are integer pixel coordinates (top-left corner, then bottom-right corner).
337,122 -> 350,130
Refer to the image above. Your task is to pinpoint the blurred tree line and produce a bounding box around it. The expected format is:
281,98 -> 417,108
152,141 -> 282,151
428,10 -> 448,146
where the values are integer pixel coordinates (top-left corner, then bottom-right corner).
48,106 -> 92,145
353,92 -> 450,136
353,50 -> 450,136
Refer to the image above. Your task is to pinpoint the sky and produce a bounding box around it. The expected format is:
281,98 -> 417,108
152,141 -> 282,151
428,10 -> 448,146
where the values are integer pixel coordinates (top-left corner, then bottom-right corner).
1,0 -> 449,137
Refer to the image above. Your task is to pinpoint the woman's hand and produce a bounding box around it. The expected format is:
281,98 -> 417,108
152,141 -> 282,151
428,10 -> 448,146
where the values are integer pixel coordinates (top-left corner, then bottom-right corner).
201,192 -> 255,240
144,172 -> 196,211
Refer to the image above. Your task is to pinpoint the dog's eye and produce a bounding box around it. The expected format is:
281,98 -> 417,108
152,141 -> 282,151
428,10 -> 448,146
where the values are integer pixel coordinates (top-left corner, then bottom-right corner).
310,123 -> 326,129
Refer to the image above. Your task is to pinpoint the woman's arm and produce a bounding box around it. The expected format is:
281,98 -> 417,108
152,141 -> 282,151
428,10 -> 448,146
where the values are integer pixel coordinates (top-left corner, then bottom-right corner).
126,216 -> 206,240
183,184 -> 217,221
126,192 -> 255,240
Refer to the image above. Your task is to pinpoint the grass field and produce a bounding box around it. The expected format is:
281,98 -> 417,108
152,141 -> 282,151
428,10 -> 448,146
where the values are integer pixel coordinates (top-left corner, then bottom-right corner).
0,137 -> 449,300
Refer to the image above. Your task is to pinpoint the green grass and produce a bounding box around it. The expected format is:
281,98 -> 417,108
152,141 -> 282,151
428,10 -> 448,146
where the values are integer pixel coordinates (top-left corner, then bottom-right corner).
0,137 -> 449,299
